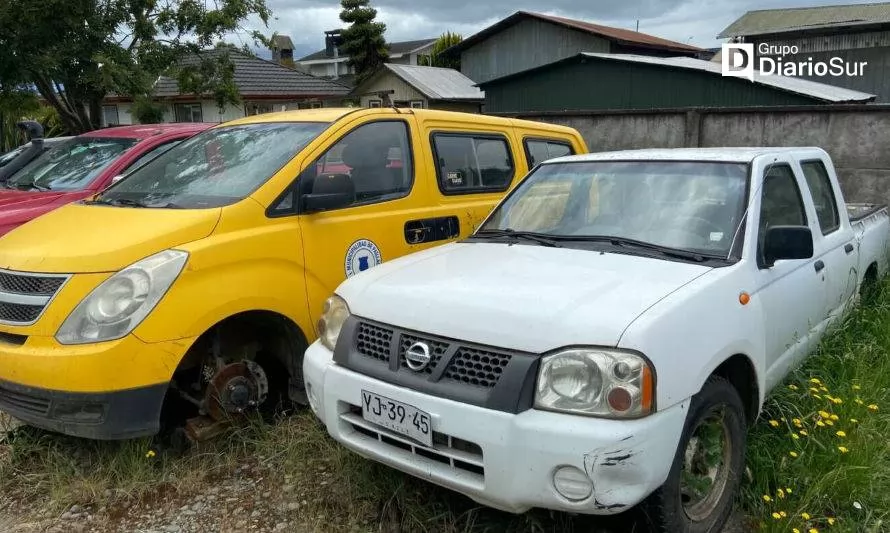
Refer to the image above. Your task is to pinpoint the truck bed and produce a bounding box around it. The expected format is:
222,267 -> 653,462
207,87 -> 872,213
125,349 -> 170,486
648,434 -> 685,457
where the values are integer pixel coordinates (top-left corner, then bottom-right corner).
847,202 -> 888,223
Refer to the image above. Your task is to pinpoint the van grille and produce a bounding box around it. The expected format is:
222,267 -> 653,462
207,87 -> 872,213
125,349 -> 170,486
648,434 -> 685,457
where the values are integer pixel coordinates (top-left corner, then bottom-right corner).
0,269 -> 69,326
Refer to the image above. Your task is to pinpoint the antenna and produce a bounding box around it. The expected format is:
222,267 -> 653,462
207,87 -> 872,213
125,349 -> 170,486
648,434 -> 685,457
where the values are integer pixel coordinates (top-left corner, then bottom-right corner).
726,156 -> 778,261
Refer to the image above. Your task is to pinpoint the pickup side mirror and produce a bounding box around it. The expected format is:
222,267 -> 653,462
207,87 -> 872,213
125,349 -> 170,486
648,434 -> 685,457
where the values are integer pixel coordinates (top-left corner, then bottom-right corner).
301,173 -> 355,213
762,225 -> 813,267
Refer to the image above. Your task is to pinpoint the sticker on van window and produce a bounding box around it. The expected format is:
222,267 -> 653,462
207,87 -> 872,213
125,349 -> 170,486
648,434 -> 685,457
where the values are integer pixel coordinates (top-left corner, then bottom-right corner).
345,239 -> 383,277
446,171 -> 464,186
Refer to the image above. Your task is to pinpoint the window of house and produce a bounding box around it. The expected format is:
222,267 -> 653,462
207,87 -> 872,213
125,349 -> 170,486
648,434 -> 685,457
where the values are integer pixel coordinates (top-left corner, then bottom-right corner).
524,139 -> 574,167
432,133 -> 514,194
174,103 -> 203,122
800,160 -> 840,235
245,103 -> 274,116
296,120 -> 414,209
102,105 -> 119,127
368,100 -> 382,108
410,100 -> 424,109
758,164 -> 808,261
297,101 -> 323,110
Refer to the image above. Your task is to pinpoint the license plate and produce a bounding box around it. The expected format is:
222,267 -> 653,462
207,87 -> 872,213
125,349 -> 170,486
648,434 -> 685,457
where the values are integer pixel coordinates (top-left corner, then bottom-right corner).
361,390 -> 432,447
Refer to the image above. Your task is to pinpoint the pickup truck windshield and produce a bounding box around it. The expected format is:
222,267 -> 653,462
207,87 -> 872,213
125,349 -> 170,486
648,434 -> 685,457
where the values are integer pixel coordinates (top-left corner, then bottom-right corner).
479,160 -> 749,257
95,122 -> 328,209
5,137 -> 137,192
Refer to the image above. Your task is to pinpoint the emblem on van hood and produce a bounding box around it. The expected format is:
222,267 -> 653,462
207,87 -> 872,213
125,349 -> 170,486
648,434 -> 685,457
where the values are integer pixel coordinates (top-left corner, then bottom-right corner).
404,342 -> 432,371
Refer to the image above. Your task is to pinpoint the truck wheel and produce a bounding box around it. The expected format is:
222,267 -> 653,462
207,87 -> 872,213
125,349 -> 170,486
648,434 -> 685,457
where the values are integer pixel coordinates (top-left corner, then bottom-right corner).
638,376 -> 746,533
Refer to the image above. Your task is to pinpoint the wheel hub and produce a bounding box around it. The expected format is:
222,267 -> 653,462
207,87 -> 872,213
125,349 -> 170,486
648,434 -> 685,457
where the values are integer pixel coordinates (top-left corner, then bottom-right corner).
680,406 -> 732,522
204,360 -> 269,420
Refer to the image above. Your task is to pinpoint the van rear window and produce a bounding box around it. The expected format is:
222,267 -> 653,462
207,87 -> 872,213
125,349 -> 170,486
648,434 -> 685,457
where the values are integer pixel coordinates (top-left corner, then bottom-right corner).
432,133 -> 514,195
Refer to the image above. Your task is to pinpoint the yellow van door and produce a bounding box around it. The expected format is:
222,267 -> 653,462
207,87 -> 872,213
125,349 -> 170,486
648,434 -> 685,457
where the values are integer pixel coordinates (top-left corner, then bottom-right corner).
297,113 -> 444,327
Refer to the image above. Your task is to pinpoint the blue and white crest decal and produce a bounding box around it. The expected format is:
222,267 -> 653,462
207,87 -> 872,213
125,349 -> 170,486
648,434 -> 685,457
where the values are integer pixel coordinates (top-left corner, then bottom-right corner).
345,239 -> 383,277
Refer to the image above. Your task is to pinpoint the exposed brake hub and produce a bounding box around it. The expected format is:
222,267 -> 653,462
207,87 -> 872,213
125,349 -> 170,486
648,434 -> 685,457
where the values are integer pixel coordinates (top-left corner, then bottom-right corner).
205,360 -> 269,421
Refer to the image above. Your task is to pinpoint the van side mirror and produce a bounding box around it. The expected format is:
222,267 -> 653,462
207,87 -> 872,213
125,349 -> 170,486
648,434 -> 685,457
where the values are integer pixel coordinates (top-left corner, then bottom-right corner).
762,225 -> 813,267
301,173 -> 355,213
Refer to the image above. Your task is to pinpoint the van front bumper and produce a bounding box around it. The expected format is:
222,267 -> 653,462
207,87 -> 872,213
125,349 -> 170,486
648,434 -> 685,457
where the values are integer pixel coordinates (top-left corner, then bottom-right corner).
304,341 -> 689,515
0,332 -> 195,440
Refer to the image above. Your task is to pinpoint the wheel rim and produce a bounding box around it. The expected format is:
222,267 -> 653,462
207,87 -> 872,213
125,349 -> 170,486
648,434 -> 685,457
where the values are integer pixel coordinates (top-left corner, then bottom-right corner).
680,405 -> 732,522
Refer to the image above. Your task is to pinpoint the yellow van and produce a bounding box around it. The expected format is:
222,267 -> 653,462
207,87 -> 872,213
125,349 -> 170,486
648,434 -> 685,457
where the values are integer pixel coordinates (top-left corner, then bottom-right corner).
0,108 -> 587,440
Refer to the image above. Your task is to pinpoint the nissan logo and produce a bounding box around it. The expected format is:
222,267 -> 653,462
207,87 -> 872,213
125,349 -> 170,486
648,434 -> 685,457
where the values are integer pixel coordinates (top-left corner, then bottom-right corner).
405,341 -> 432,371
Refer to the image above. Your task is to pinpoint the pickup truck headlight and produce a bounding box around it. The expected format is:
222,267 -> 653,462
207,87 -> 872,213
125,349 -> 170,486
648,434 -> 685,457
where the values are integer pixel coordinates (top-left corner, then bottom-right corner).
55,250 -> 188,345
317,294 -> 350,351
535,348 -> 654,418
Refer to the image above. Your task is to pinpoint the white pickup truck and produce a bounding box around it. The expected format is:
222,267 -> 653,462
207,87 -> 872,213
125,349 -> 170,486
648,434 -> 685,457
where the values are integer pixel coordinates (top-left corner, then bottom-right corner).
302,147 -> 890,532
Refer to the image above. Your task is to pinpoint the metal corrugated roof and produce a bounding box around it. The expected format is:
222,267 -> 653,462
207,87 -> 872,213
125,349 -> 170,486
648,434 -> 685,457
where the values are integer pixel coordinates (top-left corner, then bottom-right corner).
579,52 -> 876,103
298,38 -> 437,62
383,64 -> 485,101
718,2 -> 890,38
153,49 -> 351,98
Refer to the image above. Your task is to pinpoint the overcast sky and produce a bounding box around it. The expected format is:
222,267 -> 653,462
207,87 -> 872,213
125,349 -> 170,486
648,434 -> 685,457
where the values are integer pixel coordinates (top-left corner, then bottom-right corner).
230,0 -> 878,59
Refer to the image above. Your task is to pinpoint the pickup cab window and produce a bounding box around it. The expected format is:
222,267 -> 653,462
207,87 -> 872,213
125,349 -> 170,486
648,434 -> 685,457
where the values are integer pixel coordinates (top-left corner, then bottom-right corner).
96,122 -> 327,209
800,160 -> 841,235
478,160 -> 748,258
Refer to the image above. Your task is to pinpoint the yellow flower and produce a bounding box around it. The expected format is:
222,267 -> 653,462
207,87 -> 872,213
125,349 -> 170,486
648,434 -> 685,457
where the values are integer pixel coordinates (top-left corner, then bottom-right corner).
825,419 -> 835,426
777,488 -> 785,499
790,451 -> 799,458
836,430 -> 847,437
817,420 -> 826,427
763,494 -> 772,502
780,511 -> 787,517
868,404 -> 879,411
789,384 -> 799,391
855,398 -> 864,405
827,517 -> 836,525
145,450 -> 156,458
772,512 -> 782,519
769,419 -> 780,427
794,529 -> 801,533
851,418 -> 859,424
791,433 -> 800,440
810,529 -> 819,533
832,398 -> 843,405
853,385 -> 861,390
810,387 -> 820,393
819,410 -> 831,419
801,512 -> 811,520
785,487 -> 793,494
810,378 -> 821,384
838,446 -> 849,453
830,414 -> 839,421
813,394 -> 822,399
793,418 -> 802,427
820,386 -> 829,393
800,429 -> 808,436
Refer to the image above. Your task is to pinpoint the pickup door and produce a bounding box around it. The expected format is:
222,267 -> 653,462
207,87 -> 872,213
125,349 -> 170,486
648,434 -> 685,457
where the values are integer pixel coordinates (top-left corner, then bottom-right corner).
753,153 -> 857,391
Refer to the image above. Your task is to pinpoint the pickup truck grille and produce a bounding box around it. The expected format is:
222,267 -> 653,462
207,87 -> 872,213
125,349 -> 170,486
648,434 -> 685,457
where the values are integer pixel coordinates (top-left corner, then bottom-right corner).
0,269 -> 69,326
337,317 -> 539,414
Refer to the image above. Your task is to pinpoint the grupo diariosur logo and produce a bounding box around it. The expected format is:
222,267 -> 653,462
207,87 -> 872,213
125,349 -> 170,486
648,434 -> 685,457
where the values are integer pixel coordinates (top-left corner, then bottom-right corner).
721,42 -> 867,82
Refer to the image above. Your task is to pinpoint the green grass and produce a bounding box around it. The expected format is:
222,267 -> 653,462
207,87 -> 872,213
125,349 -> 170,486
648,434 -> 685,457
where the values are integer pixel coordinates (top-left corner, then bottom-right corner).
0,281 -> 889,531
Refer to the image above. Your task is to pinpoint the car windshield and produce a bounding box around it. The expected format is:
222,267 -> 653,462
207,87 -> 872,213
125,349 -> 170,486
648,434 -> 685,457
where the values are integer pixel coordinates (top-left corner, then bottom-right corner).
478,160 -> 749,257
6,137 -> 137,192
0,145 -> 28,168
96,122 -> 329,209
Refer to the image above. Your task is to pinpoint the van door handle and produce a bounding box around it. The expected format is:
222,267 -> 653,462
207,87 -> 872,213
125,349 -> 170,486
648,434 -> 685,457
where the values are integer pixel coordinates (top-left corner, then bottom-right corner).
814,260 -> 825,272
845,243 -> 855,254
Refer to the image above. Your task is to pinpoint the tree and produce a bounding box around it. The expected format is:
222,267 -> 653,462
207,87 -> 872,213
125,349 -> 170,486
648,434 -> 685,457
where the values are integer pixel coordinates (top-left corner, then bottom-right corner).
338,0 -> 388,84
0,0 -> 272,133
419,32 -> 463,70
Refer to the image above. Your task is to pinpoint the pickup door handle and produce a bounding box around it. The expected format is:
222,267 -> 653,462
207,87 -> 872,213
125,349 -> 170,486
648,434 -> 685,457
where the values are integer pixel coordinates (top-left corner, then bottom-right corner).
814,260 -> 825,273
845,243 -> 855,254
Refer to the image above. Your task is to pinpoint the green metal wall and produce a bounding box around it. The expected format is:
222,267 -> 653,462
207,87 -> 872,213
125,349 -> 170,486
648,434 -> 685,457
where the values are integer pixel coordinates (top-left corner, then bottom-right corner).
482,58 -> 822,113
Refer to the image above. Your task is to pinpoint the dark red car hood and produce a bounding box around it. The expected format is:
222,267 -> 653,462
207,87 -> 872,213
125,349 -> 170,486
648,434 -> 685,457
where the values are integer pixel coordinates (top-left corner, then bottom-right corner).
0,189 -> 91,235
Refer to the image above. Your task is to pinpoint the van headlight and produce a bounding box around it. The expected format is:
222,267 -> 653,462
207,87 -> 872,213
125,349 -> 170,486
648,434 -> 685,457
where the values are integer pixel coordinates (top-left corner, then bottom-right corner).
55,250 -> 188,345
535,348 -> 655,418
317,295 -> 350,351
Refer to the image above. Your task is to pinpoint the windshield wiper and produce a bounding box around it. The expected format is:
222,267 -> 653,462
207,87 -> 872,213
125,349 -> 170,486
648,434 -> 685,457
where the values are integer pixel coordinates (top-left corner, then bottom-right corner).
550,235 -> 710,263
12,181 -> 50,192
84,197 -> 183,209
471,229 -> 563,248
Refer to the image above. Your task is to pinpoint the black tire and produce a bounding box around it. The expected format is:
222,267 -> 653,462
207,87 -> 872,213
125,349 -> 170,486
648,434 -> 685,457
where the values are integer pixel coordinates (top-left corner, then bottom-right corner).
638,376 -> 747,533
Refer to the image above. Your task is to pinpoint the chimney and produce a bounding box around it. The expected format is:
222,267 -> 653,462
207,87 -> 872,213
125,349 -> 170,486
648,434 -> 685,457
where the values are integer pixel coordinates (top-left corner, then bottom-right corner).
324,29 -> 344,80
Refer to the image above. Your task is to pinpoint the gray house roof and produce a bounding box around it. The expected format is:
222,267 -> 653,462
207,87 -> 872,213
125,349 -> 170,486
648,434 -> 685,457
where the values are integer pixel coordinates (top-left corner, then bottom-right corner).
354,64 -> 485,101
298,38 -> 437,62
718,2 -> 890,38
151,49 -> 351,98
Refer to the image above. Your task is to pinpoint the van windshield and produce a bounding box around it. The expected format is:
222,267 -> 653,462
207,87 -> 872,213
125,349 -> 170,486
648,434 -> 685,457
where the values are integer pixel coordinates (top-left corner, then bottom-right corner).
477,160 -> 749,257
95,122 -> 329,209
6,137 -> 138,192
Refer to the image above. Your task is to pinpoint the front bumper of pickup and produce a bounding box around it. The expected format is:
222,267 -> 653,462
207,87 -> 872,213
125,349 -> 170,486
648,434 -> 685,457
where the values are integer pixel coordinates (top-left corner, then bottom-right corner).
304,340 -> 689,515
